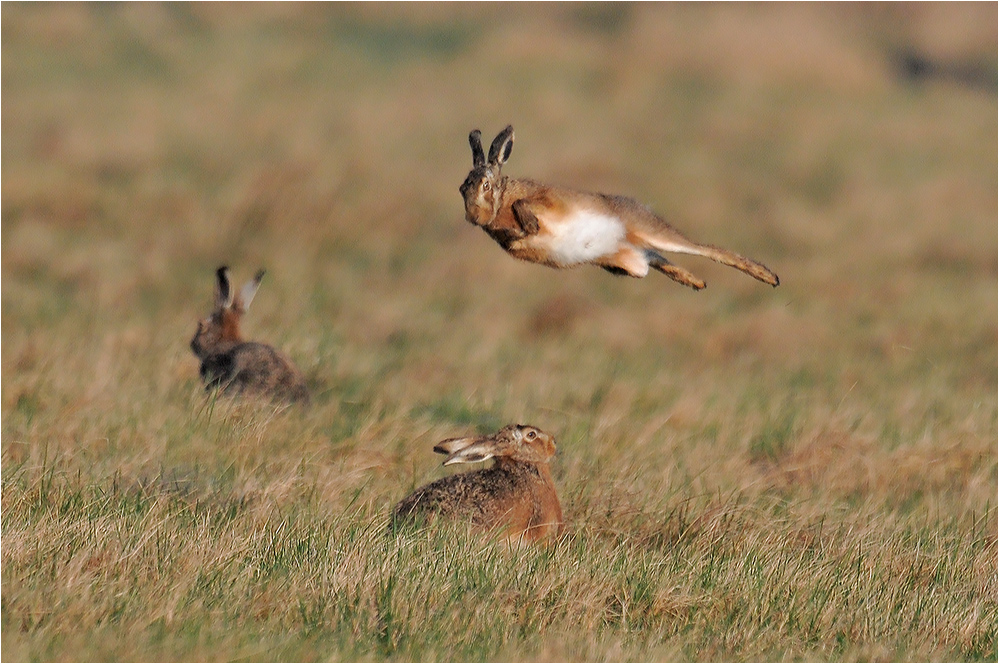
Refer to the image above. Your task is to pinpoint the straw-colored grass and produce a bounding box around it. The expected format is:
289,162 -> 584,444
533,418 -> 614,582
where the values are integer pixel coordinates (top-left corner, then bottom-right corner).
3,4 -> 996,661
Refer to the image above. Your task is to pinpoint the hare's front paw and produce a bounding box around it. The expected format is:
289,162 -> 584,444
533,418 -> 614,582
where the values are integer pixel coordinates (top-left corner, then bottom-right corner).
512,199 -> 540,235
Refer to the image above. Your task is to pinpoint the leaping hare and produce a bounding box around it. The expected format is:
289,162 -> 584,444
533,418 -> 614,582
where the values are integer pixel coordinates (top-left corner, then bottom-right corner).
190,266 -> 309,404
460,124 -> 780,291
392,424 -> 563,544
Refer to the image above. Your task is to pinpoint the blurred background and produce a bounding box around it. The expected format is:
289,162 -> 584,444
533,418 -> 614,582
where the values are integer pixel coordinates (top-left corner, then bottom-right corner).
4,0 -> 998,486
2,3 -> 996,660
3,1 -> 996,484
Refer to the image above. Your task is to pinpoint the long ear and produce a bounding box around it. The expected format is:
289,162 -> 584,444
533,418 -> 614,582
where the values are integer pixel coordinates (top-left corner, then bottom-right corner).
469,129 -> 485,168
487,125 -> 514,166
239,269 -> 265,311
433,436 -> 496,466
433,436 -> 479,456
215,266 -> 233,309
442,442 -> 496,466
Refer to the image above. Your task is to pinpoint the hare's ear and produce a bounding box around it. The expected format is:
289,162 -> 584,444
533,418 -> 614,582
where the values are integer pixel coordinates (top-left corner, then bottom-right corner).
433,436 -> 477,456
488,125 -> 514,167
215,266 -> 234,310
469,129 -> 485,168
442,443 -> 495,466
433,436 -> 495,466
239,269 -> 265,311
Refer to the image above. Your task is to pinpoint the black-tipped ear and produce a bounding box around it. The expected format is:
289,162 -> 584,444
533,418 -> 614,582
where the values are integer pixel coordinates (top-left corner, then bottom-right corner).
488,125 -> 514,166
215,266 -> 233,309
442,441 -> 496,466
469,129 -> 485,168
433,436 -> 480,456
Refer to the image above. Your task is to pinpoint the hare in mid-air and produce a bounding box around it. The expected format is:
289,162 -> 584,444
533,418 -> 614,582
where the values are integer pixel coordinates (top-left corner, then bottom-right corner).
190,266 -> 309,404
460,124 -> 780,291
392,424 -> 564,544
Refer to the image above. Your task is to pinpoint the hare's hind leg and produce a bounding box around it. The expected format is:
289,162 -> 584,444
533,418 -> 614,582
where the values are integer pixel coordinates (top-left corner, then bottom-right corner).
599,246 -> 706,290
647,252 -> 706,290
692,243 -> 780,287
633,229 -> 779,287
598,245 -> 651,277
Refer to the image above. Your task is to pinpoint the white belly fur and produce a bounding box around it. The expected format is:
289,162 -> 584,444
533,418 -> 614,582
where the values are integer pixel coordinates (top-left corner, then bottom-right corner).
534,208 -> 626,266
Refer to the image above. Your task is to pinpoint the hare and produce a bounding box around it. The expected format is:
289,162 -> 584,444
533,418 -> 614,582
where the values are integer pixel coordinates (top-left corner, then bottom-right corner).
460,124 -> 780,291
190,266 -> 309,404
392,424 -> 563,544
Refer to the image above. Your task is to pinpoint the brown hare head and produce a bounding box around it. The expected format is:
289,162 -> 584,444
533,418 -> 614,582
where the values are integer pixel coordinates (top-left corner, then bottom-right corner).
433,423 -> 555,467
190,266 -> 264,360
459,125 -> 514,228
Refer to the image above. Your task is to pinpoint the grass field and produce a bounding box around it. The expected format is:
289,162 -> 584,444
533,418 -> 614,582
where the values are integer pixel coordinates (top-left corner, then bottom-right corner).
2,3 -> 997,661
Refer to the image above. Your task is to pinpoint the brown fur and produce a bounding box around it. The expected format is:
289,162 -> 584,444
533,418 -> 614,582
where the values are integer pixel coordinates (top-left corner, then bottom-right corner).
190,266 -> 309,404
392,424 -> 563,544
460,125 -> 780,290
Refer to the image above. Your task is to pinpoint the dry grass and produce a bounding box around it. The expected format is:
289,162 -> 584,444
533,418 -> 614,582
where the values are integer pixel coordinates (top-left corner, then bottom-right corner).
2,3 -> 997,661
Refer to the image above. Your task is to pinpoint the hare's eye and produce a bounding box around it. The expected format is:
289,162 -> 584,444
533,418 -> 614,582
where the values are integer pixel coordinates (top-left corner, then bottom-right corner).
482,181 -> 490,192
525,430 -> 536,440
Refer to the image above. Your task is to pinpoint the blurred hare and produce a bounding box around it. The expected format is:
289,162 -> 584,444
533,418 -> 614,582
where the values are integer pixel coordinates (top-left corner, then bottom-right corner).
460,124 -> 780,291
392,424 -> 563,544
190,266 -> 309,404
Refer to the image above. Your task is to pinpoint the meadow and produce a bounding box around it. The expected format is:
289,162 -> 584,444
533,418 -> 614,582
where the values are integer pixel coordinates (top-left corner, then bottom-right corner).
2,3 -> 997,661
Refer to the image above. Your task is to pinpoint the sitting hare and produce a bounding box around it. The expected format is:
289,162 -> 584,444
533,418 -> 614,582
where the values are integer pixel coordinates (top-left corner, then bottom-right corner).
392,424 -> 563,544
460,124 -> 780,291
190,266 -> 309,404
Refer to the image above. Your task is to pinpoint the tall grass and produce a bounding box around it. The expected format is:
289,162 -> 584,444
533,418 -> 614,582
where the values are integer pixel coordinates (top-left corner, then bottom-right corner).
3,3 -> 997,661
